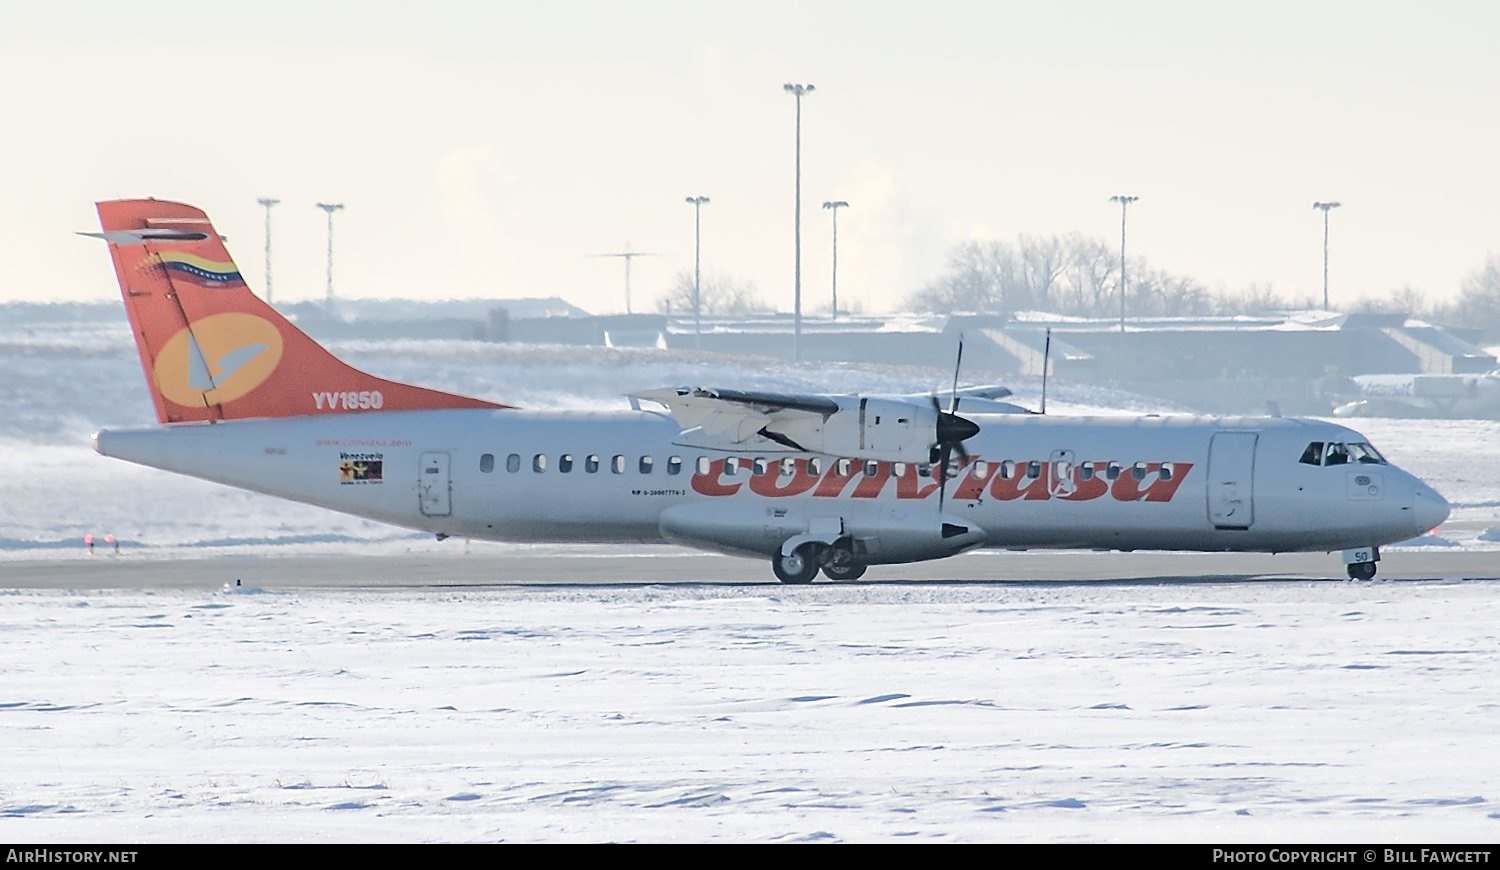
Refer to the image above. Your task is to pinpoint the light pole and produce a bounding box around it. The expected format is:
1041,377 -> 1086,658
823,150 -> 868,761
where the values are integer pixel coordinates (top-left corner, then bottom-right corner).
1109,195 -> 1139,333
685,196 -> 710,348
257,197 -> 279,304
1312,201 -> 1342,311
822,200 -> 848,320
315,202 -> 345,306
784,82 -> 814,361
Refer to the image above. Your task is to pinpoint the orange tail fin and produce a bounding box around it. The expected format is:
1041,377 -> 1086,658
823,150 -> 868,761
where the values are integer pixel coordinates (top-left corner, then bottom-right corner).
89,198 -> 508,423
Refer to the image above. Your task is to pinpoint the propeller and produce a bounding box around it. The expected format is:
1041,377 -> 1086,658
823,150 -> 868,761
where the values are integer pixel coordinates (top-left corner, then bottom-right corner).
931,336 -> 981,510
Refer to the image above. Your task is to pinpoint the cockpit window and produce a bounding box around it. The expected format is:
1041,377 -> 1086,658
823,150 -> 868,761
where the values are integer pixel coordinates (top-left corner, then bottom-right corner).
1302,440 -> 1387,467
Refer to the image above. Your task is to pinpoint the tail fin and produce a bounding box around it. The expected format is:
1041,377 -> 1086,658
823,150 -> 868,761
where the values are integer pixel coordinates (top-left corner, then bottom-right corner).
88,198 -> 508,423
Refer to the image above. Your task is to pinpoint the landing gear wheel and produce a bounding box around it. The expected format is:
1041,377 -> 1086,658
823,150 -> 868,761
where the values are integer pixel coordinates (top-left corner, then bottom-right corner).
822,562 -> 867,581
821,545 -> 866,581
1347,561 -> 1377,581
773,546 -> 820,584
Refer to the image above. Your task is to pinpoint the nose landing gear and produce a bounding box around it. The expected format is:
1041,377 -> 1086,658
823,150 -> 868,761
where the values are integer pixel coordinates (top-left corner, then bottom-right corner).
1342,546 -> 1380,581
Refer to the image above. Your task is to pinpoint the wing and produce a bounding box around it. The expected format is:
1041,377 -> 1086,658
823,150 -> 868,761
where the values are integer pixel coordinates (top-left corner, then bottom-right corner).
631,387 -> 839,450
632,386 -> 979,462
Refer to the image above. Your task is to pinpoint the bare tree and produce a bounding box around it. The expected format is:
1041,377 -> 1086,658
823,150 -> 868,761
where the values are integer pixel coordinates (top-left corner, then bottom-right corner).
655,269 -> 770,316
1431,254 -> 1500,339
1018,234 -> 1067,311
1353,285 -> 1427,316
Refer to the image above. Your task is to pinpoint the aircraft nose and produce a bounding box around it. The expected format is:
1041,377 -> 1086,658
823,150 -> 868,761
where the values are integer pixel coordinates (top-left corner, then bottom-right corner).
1411,487 -> 1451,535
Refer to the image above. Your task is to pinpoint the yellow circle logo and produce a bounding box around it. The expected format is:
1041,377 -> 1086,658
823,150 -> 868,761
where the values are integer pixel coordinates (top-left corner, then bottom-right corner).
154,313 -> 284,408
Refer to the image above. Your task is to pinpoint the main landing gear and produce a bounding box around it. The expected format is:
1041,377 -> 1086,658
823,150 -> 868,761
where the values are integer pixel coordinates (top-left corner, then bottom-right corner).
771,541 -> 868,584
772,545 -> 818,584
1346,561 -> 1378,581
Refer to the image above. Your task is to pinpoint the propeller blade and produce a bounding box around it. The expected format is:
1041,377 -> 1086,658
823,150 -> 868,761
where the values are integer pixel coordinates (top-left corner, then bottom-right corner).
936,444 -> 951,510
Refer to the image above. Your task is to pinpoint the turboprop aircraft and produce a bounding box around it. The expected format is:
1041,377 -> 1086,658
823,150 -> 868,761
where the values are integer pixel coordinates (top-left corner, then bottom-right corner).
84,198 -> 1450,582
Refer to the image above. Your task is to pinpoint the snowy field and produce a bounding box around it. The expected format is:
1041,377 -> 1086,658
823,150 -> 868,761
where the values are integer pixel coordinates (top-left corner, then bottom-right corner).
2,312 -> 1499,843
4,579 -> 1500,843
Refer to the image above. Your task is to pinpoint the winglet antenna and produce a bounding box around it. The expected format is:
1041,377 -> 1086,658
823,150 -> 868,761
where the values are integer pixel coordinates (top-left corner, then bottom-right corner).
1039,328 -> 1051,415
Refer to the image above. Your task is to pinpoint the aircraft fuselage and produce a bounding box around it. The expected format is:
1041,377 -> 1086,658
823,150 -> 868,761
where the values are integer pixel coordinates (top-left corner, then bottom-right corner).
94,408 -> 1446,566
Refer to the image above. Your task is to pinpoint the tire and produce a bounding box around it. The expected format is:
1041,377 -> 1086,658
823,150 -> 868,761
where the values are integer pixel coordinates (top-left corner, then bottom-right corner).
772,546 -> 819,584
822,562 -> 867,581
1346,561 -> 1377,581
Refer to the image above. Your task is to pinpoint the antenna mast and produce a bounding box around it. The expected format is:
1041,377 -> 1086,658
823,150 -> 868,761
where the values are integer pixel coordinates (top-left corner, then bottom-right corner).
592,244 -> 662,314
1040,328 -> 1052,415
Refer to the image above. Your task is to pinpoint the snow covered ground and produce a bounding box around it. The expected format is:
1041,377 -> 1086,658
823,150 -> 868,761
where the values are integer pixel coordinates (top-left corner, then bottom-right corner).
4,579 -> 1500,843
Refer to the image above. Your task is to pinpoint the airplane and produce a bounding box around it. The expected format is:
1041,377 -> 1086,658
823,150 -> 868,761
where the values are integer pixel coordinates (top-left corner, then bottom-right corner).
1326,372 -> 1500,420
84,198 -> 1451,582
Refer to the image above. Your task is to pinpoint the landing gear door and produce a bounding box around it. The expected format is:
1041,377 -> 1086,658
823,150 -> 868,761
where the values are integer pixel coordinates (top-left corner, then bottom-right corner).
419,451 -> 452,517
1207,432 -> 1257,530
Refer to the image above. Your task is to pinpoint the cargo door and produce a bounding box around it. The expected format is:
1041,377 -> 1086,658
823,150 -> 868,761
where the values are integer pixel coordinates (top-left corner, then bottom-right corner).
419,451 -> 452,517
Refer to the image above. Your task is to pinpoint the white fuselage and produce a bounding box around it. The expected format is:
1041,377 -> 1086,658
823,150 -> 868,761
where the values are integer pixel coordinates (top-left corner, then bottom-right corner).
94,408 -> 1448,564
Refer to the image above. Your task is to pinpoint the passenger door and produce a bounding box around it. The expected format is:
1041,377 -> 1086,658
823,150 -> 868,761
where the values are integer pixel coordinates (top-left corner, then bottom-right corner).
1207,432 -> 1257,529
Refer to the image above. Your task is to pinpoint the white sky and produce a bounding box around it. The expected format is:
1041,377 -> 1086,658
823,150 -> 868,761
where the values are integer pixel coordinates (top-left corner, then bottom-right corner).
4,2 -> 1499,314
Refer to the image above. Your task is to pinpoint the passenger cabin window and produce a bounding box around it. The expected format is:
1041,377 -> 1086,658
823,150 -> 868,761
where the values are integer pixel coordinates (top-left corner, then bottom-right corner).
1160,462 -> 1174,481
835,458 -> 852,476
1026,460 -> 1041,480
1106,462 -> 1122,480
1079,463 -> 1094,481
752,458 -> 769,475
1132,462 -> 1148,481
611,454 -> 625,474
697,456 -> 711,474
639,456 -> 654,474
780,458 -> 796,477
559,454 -> 574,473
532,454 -> 547,472
586,454 -> 600,473
1300,442 -> 1324,466
864,460 -> 880,477
506,453 -> 520,472
808,457 -> 822,475
1000,460 -> 1016,479
479,453 -> 494,473
972,460 -> 989,477
668,456 -> 683,475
